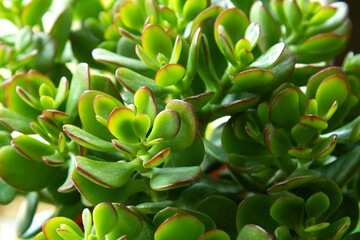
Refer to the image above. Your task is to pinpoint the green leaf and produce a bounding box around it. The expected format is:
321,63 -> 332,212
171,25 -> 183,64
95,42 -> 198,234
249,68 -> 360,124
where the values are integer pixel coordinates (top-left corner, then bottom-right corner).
21,0 -> 52,26
309,6 -> 337,25
119,2 -> 145,31
250,1 -> 281,51
196,196 -> 238,239
183,92 -> 215,111
266,128 -> 293,157
160,6 -> 177,26
50,8 -> 72,59
237,195 -> 277,234
300,115 -> 328,130
182,0 -> 207,22
267,175 -> 318,193
291,124 -> 317,145
12,135 -> 54,162
66,63 -> 90,120
154,207 -> 216,232
56,229 -> 83,240
0,178 -> 16,204
315,74 -> 349,117
230,69 -> 274,93
133,114 -> 151,140
42,217 -> 83,240
15,27 -> 32,52
245,23 -> 261,50
216,96 -> 259,116
63,124 -> 115,152
155,64 -> 186,87
142,24 -> 173,60
150,166 -> 201,190
148,110 -> 180,141
0,146 -> 60,191
154,214 -> 205,240
93,95 -> 123,126
16,192 -> 39,237
90,74 -> 121,100
270,196 -> 305,230
270,88 -> 301,129
214,8 -> 249,52
283,0 -> 302,30
144,148 -> 171,168
107,107 -> 139,144
76,156 -> 136,188
237,224 -> 273,240
93,202 -> 118,240
107,203 -> 143,240
217,25 -> 237,65
82,209 -> 92,240
199,230 -> 230,240
250,42 -> 285,68
0,107 -> 33,134
305,192 -> 330,220
92,48 -> 150,72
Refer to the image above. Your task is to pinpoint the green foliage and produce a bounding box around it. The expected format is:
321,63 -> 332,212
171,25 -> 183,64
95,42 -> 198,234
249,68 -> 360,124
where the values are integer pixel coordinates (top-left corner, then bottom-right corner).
0,0 -> 360,239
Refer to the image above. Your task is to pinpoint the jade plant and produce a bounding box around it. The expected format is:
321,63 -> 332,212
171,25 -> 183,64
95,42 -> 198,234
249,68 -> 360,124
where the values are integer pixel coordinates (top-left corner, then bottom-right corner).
1,0 -> 360,239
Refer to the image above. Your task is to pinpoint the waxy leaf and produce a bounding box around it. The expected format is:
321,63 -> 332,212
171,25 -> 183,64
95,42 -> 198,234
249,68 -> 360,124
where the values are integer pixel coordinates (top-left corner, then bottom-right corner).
0,107 -> 33,134
305,192 -> 330,220
0,146 -> 59,191
155,64 -> 185,87
270,196 -> 305,230
50,8 -> 72,59
250,42 -> 285,68
283,0 -> 302,30
120,2 -> 144,31
199,230 -> 230,240
76,156 -> 136,188
133,114 -> 151,140
42,217 -> 83,240
142,24 -> 173,60
216,96 -> 259,116
150,166 -> 201,190
291,124 -> 317,145
144,148 -> 171,168
107,203 -> 143,240
270,88 -> 301,130
63,124 -> 115,152
182,0 -> 207,21
267,128 -> 293,157
154,214 -> 205,240
93,202 -> 118,240
21,0 -> 52,26
148,110 -> 180,141
12,135 -> 54,162
310,7 -> 337,25
245,23 -> 261,49
250,1 -> 280,51
0,179 -> 16,205
134,86 -> 157,124
108,107 -> 139,144
160,6 -> 177,26
229,154 -> 272,173
267,176 -> 318,193
93,95 -> 122,126
237,224 -> 273,240
300,115 -> 328,130
231,69 -> 274,93
183,92 -> 215,111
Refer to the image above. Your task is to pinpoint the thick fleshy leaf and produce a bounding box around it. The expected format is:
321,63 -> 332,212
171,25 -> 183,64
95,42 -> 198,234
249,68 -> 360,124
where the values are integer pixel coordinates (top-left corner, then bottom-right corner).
245,23 -> 261,50
292,34 -> 347,63
250,1 -> 281,51
12,135 -> 54,162
309,6 -> 337,25
283,0 -> 302,30
93,95 -> 123,126
305,192 -> 330,220
107,203 -> 143,240
160,6 -> 177,26
237,195 -> 277,234
42,217 -> 83,240
288,147 -> 313,159
154,214 -> 205,240
0,178 -> 16,205
116,68 -> 167,95
315,74 -> 349,117
21,0 -> 52,26
90,74 -> 121,100
196,196 -> 238,239
63,124 -> 115,152
144,148 -> 171,168
182,0 -> 207,21
50,8 -> 72,59
120,2 -> 144,30
229,154 -> 272,173
153,207 -> 216,232
92,48 -> 149,72
72,169 -> 149,205
291,124 -> 317,145
148,110 -> 180,141
231,69 -> 274,93
300,115 -> 328,130
133,114 -> 151,140
66,63 -> 90,120
0,146 -> 59,191
0,107 -> 33,134
270,88 -> 301,129
134,86 -> 157,124
79,91 -> 119,141
16,192 -> 38,237
93,202 -> 118,240
216,96 -> 259,116
267,176 -> 318,193
266,128 -> 293,157
312,134 -> 337,160
191,6 -> 223,32
183,92 -> 215,111
76,156 -> 137,188
218,25 -> 237,65
142,24 -> 173,60
199,230 -> 230,240
155,64 -> 185,87
107,107 -> 138,144
237,224 -> 273,240
42,110 -> 70,123
250,42 -> 285,68
214,8 -> 249,51
150,166 -> 201,190
270,196 -> 305,230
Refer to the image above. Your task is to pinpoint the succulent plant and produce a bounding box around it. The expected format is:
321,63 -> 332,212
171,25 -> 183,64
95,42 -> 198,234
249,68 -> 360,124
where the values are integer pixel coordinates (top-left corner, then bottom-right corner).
1,0 -> 360,239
